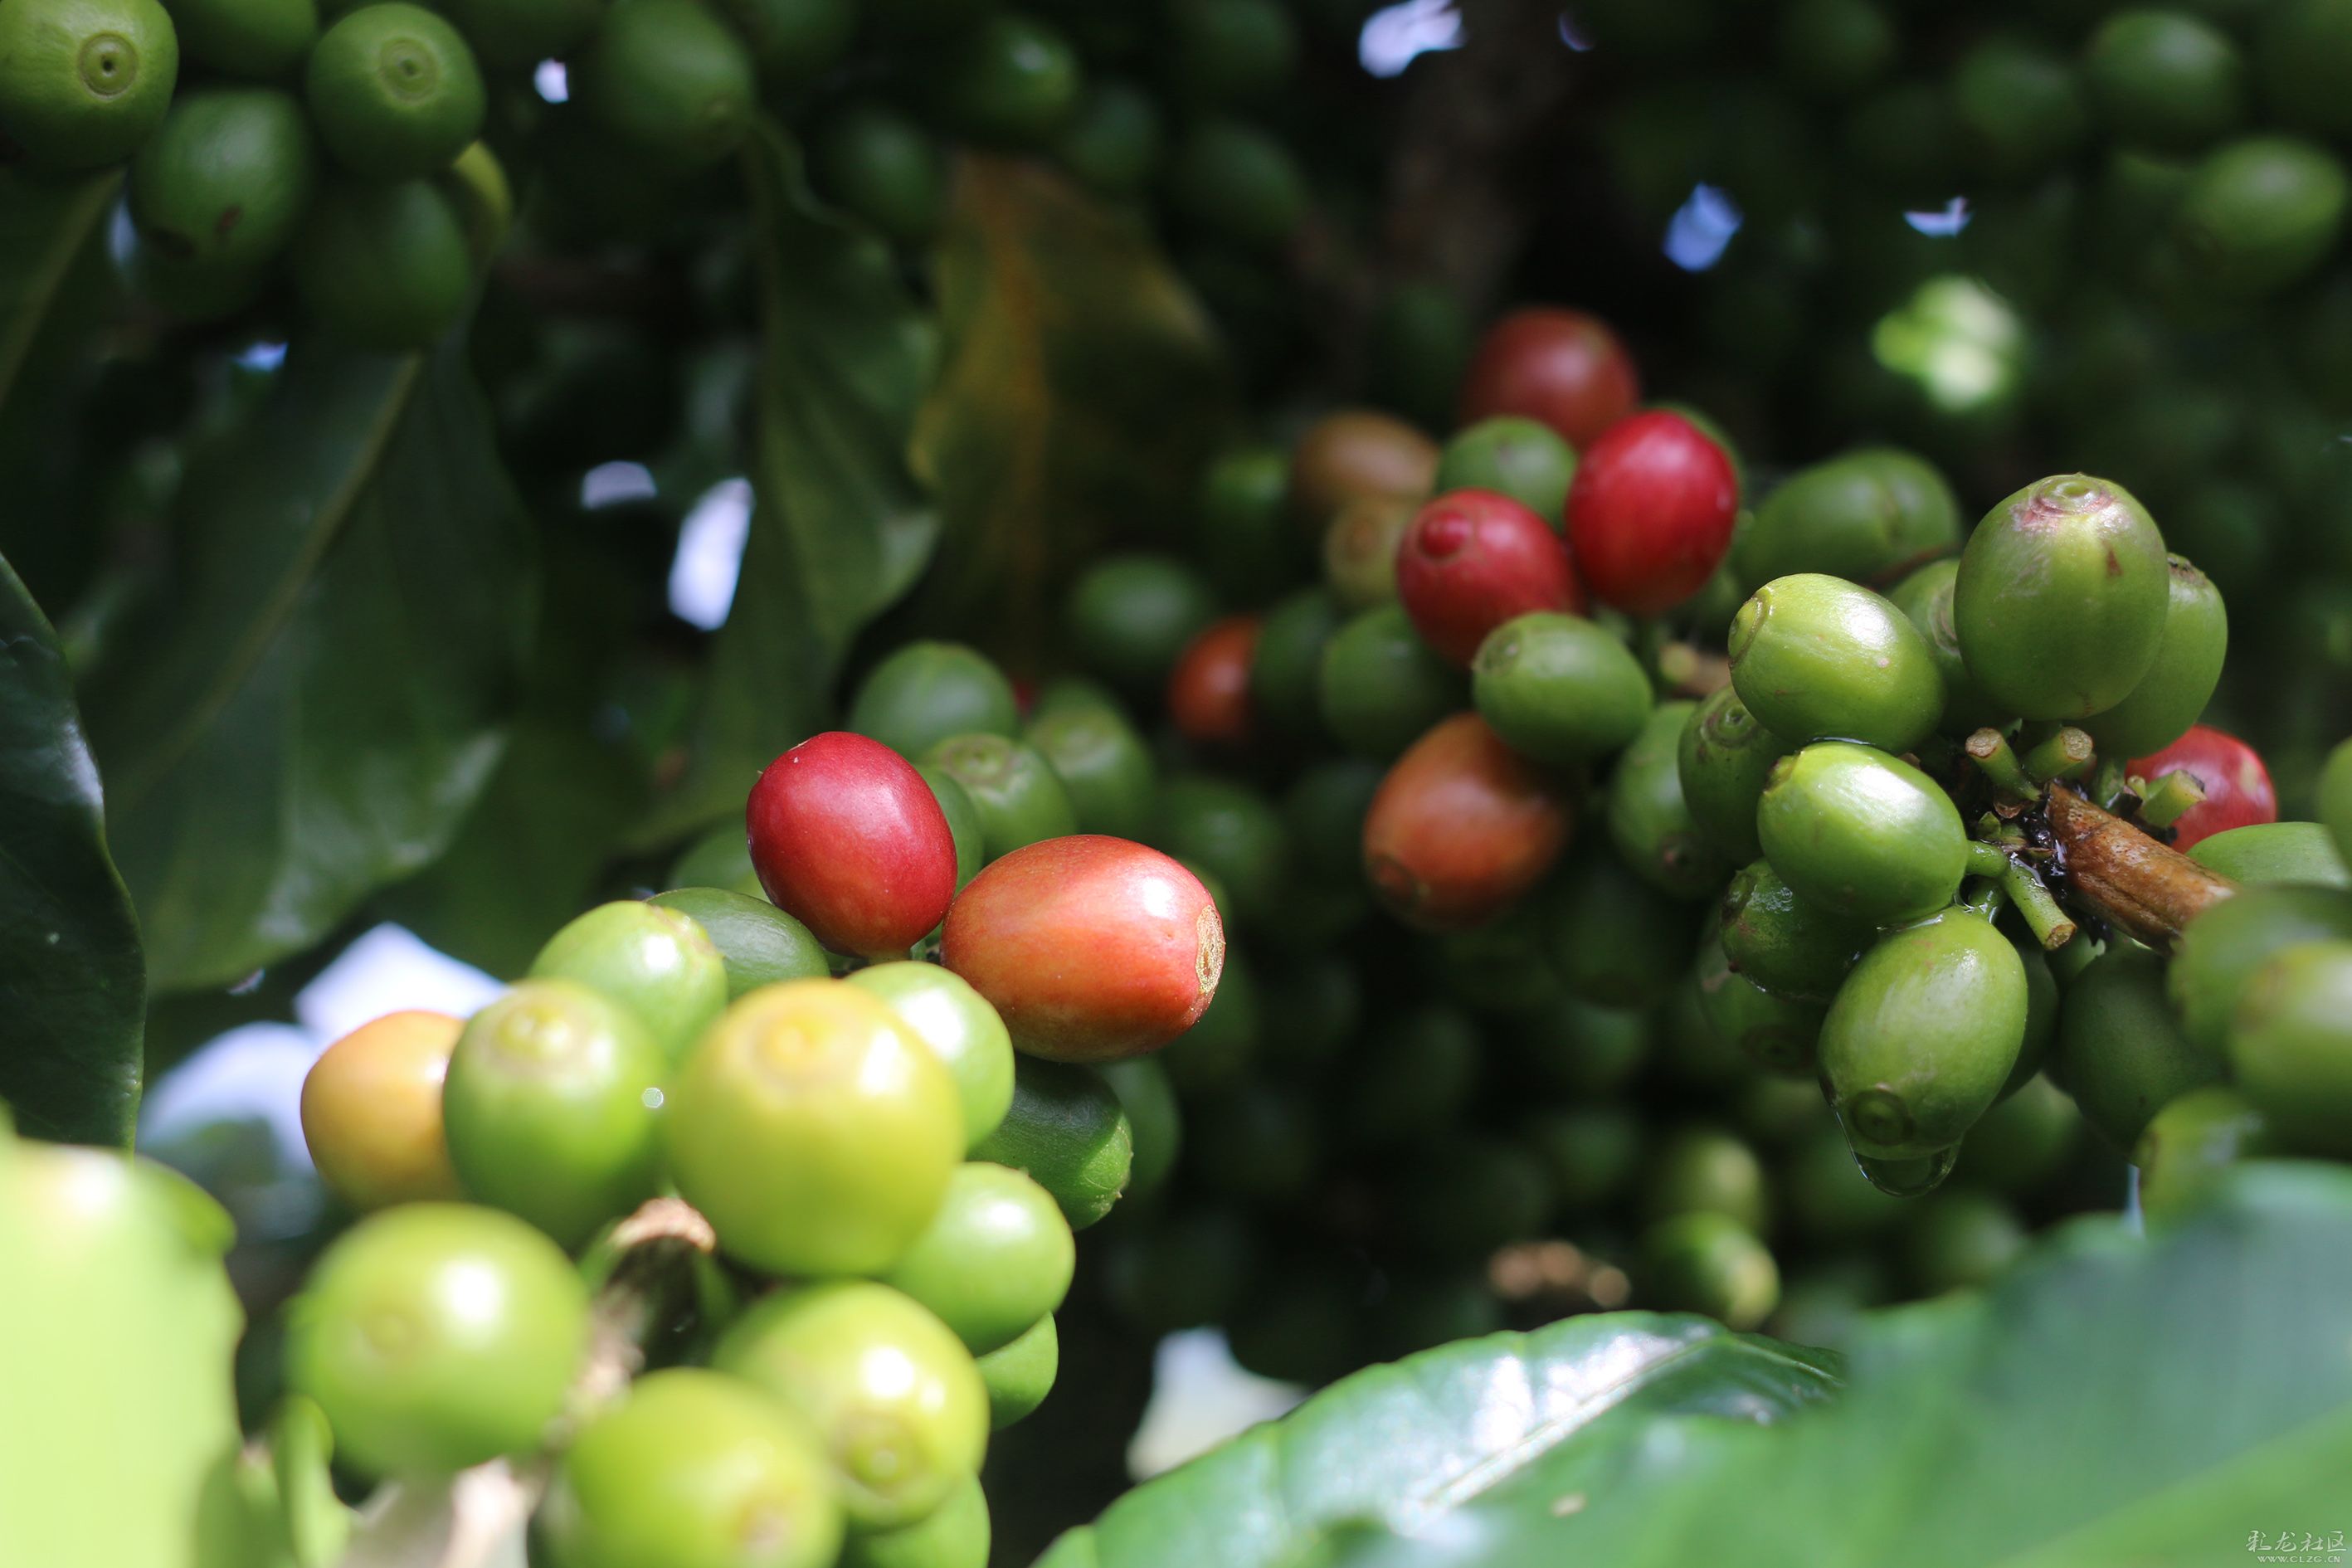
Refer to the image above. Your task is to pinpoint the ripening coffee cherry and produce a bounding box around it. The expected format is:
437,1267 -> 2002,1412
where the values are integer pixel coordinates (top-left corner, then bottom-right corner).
881,1162 -> 1074,1354
2049,946 -> 2220,1149
1639,1212 -> 1778,1330
2133,1086 -> 2274,1222
845,962 -> 1016,1152
302,1010 -> 465,1210
1676,684 -> 1794,864
1731,446 -> 1960,591
1729,573 -> 1945,753
1288,408 -> 1439,533
2083,556 -> 2228,761
943,835 -> 1222,1060
1608,700 -> 1735,901
528,900 -> 728,1063
975,1313 -> 1057,1429
1756,743 -> 1968,926
2129,723 -> 2277,852
304,4 -> 485,179
713,1281 -> 989,1531
1361,713 -> 1574,930
540,1369 -> 845,1568
1821,909 -> 2028,1161
1167,612 -> 1260,745
1564,410 -> 1741,616
1471,611 -> 1653,765
666,981 -> 964,1276
441,980 -> 666,1249
1952,474 -> 2170,721
1322,493 -> 1415,609
849,641 -> 1020,762
2167,884 -> 2352,1057
287,1203 -> 587,1476
2228,941 -> 2352,1157
1457,306 -> 1641,448
1396,489 -> 1583,666
1694,933 -> 1827,1076
748,732 -> 960,958
1720,858 -> 1870,1003
1433,416 -> 1578,528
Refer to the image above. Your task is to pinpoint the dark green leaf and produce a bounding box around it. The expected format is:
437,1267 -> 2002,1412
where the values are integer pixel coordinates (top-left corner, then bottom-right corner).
84,331 -> 534,992
0,552 -> 143,1145
639,123 -> 938,844
0,168 -> 115,419
1037,1314 -> 1841,1568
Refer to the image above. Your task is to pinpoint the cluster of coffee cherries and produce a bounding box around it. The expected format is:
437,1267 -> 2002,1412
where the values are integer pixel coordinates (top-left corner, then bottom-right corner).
295,732 -> 1220,1567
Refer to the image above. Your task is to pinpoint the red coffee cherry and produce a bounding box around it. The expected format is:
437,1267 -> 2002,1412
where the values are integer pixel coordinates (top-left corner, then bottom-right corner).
1395,489 -> 1583,666
942,835 -> 1223,1062
1168,613 -> 1261,746
1458,306 -> 1642,449
747,731 -> 959,958
1362,712 -> 1574,930
2131,723 -> 2278,851
1565,410 -> 1741,616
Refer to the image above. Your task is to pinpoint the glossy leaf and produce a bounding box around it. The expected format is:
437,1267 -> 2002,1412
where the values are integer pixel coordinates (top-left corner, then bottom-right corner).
0,553 -> 143,1145
898,155 -> 1231,662
640,123 -> 938,843
1036,1315 -> 1842,1568
83,331 -> 533,992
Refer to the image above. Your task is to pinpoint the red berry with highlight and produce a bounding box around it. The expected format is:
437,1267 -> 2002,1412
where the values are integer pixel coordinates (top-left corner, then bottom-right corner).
1362,712 -> 1574,930
2131,723 -> 2277,852
748,732 -> 959,958
1395,489 -> 1583,666
1566,410 -> 1741,616
1168,613 -> 1260,747
1458,307 -> 1642,449
942,835 -> 1223,1062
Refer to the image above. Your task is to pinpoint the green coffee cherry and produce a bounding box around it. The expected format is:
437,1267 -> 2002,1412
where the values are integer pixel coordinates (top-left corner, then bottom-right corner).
1168,0 -> 1295,103
1957,1071 -> 2079,1196
1782,1122 -> 1904,1244
437,0 -> 596,68
1283,758 -> 1384,888
0,0 -> 178,170
851,642 -> 1019,760
1154,773 -> 1291,927
1728,573 -> 1944,753
840,1471 -> 989,1568
1064,553 -> 1217,689
1695,932 -> 1828,1076
2048,946 -> 2218,1149
968,1056 -> 1132,1230
2189,823 -> 2350,889
1720,857 -> 1869,1002
1953,474 -> 2169,722
1640,1212 -> 1778,1330
649,887 -> 830,997
1732,447 -> 1960,590
2133,1085 -> 2274,1222
441,981 -> 666,1249
1344,1006 -> 1480,1147
571,0 -> 754,169
812,102 -> 946,247
1902,1191 -> 2025,1296
1886,558 -> 2004,735
541,1369 -> 845,1568
304,4 -> 483,179
1472,611 -> 1653,766
1524,1104 -> 1641,1212
111,206 -> 267,320
1756,743 -> 1968,926
1426,901 -> 1556,1014
936,11 -> 1080,146
2084,9 -> 2244,153
2003,923 -> 2058,1099
1642,1124 -> 1769,1233
1502,992 -> 1650,1096
2168,884 -> 2352,1056
1821,910 -> 2028,1160
2081,554 -> 2226,752
168,0 -> 315,78
1951,36 -> 2086,181
1318,604 -> 1468,760
1251,587 -> 1344,738
128,88 -> 315,273
297,174 -> 472,348
1057,78 -> 1164,197
1542,850 -> 1690,1010
1098,1055 -> 1181,1200
880,1162 -> 1074,1355
1609,700 -> 1736,901
923,735 -> 1078,861
1677,684 -> 1795,863
528,900 -> 727,1064
2172,135 -> 2350,297
975,1313 -> 1056,1429
714,1281 -> 988,1531
2320,737 -> 2352,864
2228,939 -> 2352,1157
1022,702 -> 1157,840
1434,417 -> 1577,528
709,0 -> 854,87
845,962 -> 1015,1153
918,766 -> 987,891
1168,115 -> 1306,252
1732,1072 -> 1829,1148
1197,444 -> 1298,601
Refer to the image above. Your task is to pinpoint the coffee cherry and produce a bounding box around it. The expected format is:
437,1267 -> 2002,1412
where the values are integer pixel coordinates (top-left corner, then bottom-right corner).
2129,723 -> 2277,852
944,835 -> 1220,1061
1345,1005 -> 1480,1147
1676,684 -> 1794,864
1472,611 -> 1653,766
2187,824 -> 2349,889
571,0 -> 754,169
850,641 -> 1019,762
2083,557 -> 2228,761
1396,489 -> 1582,666
845,962 -> 1015,1152
1756,743 -> 1968,925
1288,408 -> 1439,532
2323,738 -> 2352,864
925,734 -> 1080,862
1904,1191 -> 2026,1296
1318,604 -> 1468,760
1322,494 -> 1415,609
1952,36 -> 2084,179
1458,306 -> 1641,448
1952,474 -> 2170,721
1720,858 -> 1869,1003
1886,558 -> 2004,735
1064,554 -> 1218,689
748,732 -> 959,959
1640,1212 -> 1778,1330
2169,884 -> 2352,1057
2171,135 -> 2349,297
287,1204 -> 587,1476
1731,446 -> 1960,591
667,981 -> 964,1275
439,0 -> 596,67
1564,410 -> 1741,616
1695,932 -> 1827,1076
1543,850 -> 1690,1010
2133,1086 -> 2274,1222
128,88 -> 315,274
970,1057 -> 1133,1228
540,1369 -> 844,1568
1433,416 -> 1578,528
301,1010 -> 465,1210
811,101 -> 946,247
1524,1103 -> 1641,1211
2084,9 -> 2244,153
1821,910 -> 2028,1160
1024,700 -> 1157,840
881,1162 -> 1074,1354
304,4 -> 484,179
1394,1136 -> 1549,1257
935,11 -> 1080,146
648,887 -> 831,996
0,0 -> 179,171
1166,612 -> 1261,745
1362,713 -> 1573,930
1058,78 -> 1165,197
1609,700 -> 1736,901
528,900 -> 727,1064
2049,947 -> 2220,1150
1250,588 -> 1344,738
919,766 -> 988,890
975,1314 -> 1058,1429
840,1472 -> 990,1568
1729,573 -> 1944,753
1643,1123 -> 1770,1233
1167,115 -> 1306,251
716,1282 -> 987,1531
292,178 -> 471,350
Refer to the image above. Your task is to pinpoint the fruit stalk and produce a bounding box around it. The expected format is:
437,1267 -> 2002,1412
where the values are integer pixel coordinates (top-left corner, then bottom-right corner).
1997,859 -> 2077,951
1965,728 -> 2036,801
2022,726 -> 2096,784
1655,639 -> 1732,698
2137,767 -> 2208,831
2044,786 -> 2237,950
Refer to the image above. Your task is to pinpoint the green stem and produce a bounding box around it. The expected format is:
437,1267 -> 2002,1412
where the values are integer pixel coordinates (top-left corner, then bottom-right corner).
1959,876 -> 2005,921
1965,728 -> 2035,801
1965,840 -> 2014,879
1999,859 -> 2078,951
2023,726 -> 2096,784
2138,768 -> 2207,831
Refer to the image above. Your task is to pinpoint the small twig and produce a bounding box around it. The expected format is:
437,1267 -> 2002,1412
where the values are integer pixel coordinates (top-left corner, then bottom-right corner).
1966,728 -> 2036,801
2044,786 -> 2238,951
